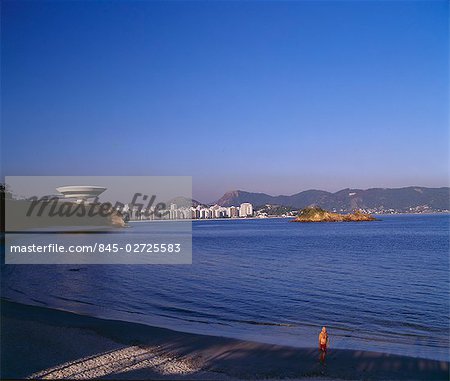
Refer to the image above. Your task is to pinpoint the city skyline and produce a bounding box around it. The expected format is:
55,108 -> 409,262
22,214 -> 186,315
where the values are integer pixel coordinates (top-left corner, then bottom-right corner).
1,1 -> 448,202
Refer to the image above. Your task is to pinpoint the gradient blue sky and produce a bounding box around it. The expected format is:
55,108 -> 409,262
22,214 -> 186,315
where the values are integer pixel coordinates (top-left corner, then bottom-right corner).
1,1 -> 448,202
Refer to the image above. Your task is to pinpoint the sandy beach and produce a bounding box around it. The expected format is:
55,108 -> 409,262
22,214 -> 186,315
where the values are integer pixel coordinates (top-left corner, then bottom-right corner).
1,299 -> 448,380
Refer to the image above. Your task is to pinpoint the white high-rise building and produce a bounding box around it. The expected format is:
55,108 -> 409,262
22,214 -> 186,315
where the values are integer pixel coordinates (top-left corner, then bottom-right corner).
239,203 -> 253,217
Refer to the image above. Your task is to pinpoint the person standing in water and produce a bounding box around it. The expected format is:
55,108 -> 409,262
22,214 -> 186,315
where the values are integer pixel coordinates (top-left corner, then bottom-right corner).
318,326 -> 329,364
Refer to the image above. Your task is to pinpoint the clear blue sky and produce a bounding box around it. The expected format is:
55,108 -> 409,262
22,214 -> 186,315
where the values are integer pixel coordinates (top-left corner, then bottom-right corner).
1,1 -> 448,202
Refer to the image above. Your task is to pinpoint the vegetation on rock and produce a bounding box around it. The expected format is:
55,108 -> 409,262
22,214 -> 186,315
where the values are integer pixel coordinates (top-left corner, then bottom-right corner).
292,207 -> 377,222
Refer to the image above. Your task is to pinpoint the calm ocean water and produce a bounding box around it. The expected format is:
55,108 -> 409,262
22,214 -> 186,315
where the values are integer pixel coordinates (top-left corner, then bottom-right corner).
2,215 -> 449,361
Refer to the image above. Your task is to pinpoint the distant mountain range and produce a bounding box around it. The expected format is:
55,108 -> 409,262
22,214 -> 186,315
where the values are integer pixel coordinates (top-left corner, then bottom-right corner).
215,187 -> 450,212
167,196 -> 202,208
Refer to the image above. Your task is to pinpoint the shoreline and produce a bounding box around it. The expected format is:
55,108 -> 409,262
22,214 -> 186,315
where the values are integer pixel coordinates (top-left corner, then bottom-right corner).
128,216 -> 293,223
1,299 -> 448,380
128,213 -> 450,223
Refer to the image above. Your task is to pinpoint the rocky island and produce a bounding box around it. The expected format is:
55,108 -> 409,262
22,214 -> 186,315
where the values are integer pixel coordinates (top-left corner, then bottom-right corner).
292,207 -> 377,222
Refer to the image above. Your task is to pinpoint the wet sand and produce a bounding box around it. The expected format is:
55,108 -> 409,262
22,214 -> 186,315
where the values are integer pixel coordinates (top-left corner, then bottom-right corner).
1,300 -> 448,380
